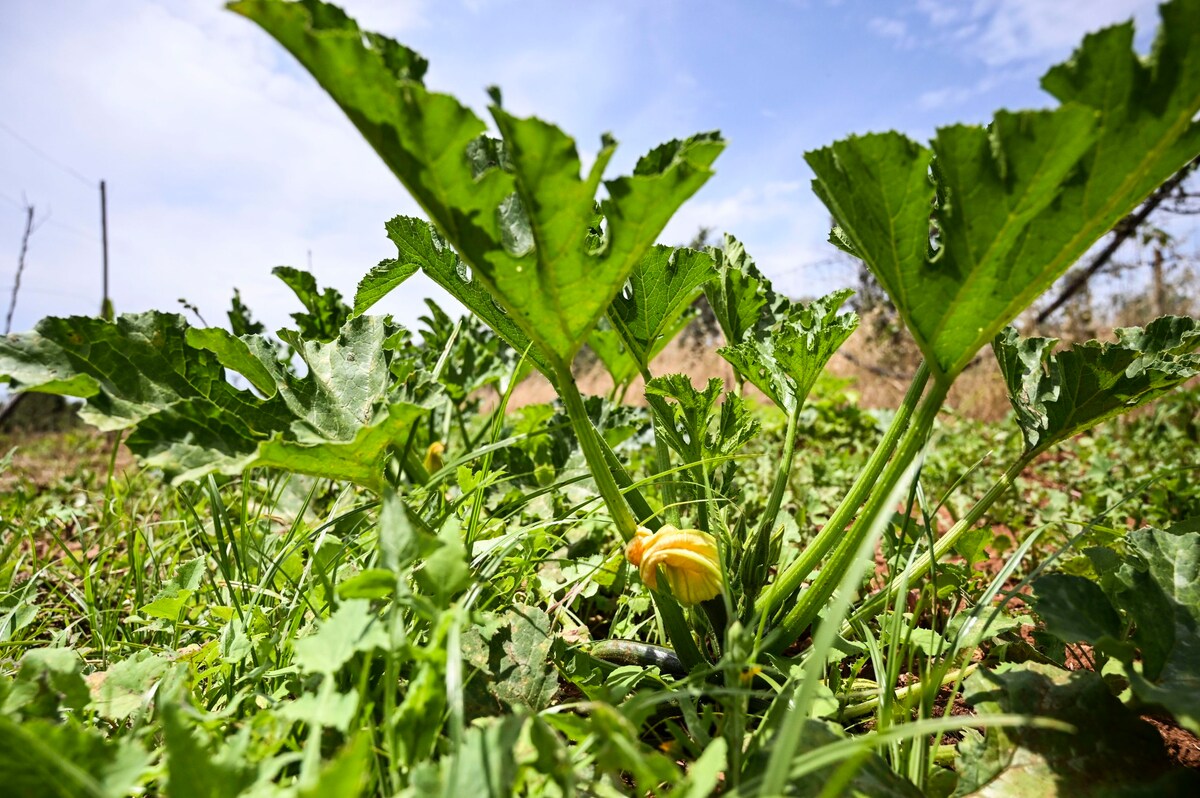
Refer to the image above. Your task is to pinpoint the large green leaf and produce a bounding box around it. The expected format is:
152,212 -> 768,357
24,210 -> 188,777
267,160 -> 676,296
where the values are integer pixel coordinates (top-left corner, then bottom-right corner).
605,245 -> 716,373
1028,522 -> 1200,736
235,0 -> 724,367
994,317 -> 1200,456
1119,524 -> 1200,735
719,288 -> 859,413
0,312 -> 428,491
959,662 -> 1191,796
807,1 -> 1200,380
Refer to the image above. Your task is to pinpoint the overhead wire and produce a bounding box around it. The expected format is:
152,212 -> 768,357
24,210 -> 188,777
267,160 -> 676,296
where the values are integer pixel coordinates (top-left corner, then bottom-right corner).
0,119 -> 95,189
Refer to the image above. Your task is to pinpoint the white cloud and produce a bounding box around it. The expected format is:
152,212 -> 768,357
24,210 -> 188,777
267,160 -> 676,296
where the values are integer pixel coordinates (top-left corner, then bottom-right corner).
0,0 -> 440,335
911,0 -> 1160,66
867,17 -> 915,49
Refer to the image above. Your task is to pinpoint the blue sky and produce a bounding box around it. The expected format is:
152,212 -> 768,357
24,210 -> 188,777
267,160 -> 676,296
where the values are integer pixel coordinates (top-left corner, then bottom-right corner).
0,0 -> 1167,336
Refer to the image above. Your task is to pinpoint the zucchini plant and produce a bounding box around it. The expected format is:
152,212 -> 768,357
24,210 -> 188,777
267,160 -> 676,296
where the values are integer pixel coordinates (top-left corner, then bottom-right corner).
1,0 -> 1199,793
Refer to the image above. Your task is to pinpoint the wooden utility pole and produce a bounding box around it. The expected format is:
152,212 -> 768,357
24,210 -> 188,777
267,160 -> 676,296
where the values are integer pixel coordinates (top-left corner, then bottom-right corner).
100,179 -> 111,320
6,203 -> 35,335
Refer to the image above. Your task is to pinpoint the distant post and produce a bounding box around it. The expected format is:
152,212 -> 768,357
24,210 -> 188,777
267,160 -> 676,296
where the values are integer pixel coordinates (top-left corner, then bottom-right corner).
100,179 -> 111,320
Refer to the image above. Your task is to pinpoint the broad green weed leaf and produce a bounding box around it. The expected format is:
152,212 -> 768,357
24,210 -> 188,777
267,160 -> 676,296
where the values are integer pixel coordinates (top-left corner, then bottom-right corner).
3,648 -> 89,718
462,605 -> 558,714
293,599 -> 388,676
413,522 -> 471,606
403,715 -> 526,798
278,685 -> 358,732
89,650 -> 170,722
994,317 -> 1200,456
394,663 -> 445,768
0,715 -> 150,798
162,692 -> 256,798
808,1 -> 1200,380
298,736 -> 371,798
719,288 -> 859,412
960,662 -> 1189,795
605,245 -> 716,372
335,568 -> 397,600
138,557 -> 205,622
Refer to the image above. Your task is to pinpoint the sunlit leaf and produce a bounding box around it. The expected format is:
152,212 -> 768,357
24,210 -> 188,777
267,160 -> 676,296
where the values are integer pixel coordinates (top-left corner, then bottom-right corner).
704,234 -> 787,350
994,317 -> 1200,456
234,0 -> 723,366
89,650 -> 170,722
293,599 -> 388,676
606,245 -> 716,372
0,313 -> 429,491
808,2 -> 1200,380
3,648 -> 89,718
719,288 -> 859,412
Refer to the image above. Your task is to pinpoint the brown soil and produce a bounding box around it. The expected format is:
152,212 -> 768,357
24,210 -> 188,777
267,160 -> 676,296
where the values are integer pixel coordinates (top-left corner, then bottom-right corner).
508,315 -> 1014,419
0,429 -> 136,491
1144,716 -> 1200,770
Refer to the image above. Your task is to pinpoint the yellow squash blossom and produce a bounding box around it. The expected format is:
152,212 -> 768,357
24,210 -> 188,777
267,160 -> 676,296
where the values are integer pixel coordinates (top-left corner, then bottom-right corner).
625,525 -> 723,605
423,441 -> 445,473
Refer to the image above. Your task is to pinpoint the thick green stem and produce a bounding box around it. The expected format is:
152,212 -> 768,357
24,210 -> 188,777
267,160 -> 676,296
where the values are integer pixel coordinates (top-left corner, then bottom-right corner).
768,376 -> 949,652
556,365 -> 639,542
849,453 -> 1032,625
839,664 -> 977,721
641,365 -> 681,527
555,362 -> 704,669
757,362 -> 930,624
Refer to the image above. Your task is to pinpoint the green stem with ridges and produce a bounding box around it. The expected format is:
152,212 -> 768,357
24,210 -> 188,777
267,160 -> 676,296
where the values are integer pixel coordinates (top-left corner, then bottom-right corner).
769,375 -> 949,652
757,361 -> 930,627
555,361 -> 704,670
640,365 -> 681,528
556,363 -> 639,542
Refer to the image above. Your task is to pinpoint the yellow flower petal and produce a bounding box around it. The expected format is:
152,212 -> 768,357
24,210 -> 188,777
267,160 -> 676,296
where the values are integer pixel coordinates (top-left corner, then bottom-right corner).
624,524 -> 723,605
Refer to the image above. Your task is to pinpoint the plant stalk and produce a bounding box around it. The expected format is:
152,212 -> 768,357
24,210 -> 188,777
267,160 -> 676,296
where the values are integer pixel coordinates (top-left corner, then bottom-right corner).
757,361 -> 930,625
554,361 -> 704,669
742,401 -> 803,605
555,364 -> 639,542
769,375 -> 948,651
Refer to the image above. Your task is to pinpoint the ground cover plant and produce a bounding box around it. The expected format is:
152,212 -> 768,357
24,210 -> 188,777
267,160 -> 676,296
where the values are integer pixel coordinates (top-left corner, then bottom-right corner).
1,0 -> 1200,794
